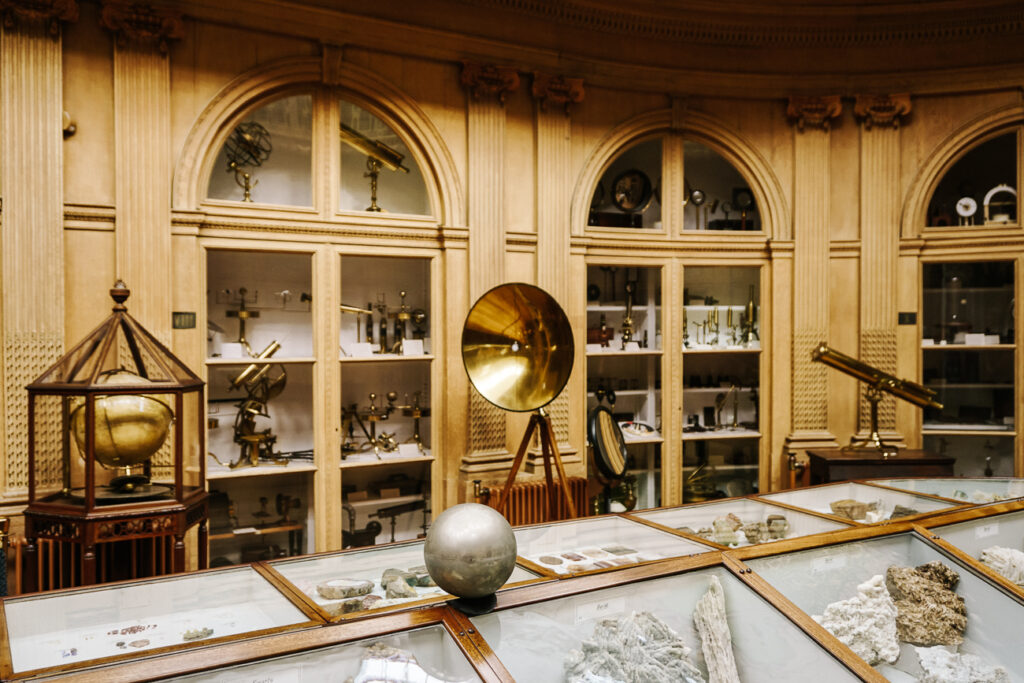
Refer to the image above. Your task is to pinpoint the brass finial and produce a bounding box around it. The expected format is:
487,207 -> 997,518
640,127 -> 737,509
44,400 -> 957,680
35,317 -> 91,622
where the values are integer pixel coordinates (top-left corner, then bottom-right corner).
110,280 -> 130,310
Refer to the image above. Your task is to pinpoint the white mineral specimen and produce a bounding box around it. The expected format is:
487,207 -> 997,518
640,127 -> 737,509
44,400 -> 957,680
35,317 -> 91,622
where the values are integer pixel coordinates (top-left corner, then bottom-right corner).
564,611 -> 706,683
915,646 -> 1009,683
979,546 -> 1024,586
813,574 -> 900,665
693,575 -> 741,683
346,641 -> 470,683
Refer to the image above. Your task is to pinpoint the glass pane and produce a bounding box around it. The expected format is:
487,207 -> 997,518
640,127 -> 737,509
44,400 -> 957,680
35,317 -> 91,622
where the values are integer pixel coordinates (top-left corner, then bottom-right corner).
207,94 -> 313,206
758,481 -> 959,522
683,141 -> 759,232
339,100 -> 430,215
588,138 -> 663,229
927,131 -> 1017,227
867,477 -> 1024,504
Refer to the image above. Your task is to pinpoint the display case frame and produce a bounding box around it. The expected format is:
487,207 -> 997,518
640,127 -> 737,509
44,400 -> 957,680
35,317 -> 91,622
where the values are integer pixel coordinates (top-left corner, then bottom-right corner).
862,475 -> 1024,506
755,480 -> 967,525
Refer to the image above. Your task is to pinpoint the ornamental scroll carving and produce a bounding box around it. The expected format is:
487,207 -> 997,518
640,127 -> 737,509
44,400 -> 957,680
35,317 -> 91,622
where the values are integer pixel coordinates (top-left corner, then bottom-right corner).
531,72 -> 584,114
461,62 -> 520,104
787,95 -> 842,132
0,0 -> 77,35
854,93 -> 911,129
100,1 -> 183,53
97,515 -> 175,540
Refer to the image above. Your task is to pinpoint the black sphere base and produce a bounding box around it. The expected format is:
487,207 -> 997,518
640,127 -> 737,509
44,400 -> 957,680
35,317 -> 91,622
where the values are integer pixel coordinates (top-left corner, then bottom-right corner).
447,593 -> 497,616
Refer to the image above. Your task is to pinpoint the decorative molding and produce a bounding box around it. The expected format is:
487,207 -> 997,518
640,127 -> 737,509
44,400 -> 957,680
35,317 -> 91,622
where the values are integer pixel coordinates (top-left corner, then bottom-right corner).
787,96 -> 842,132
100,1 -> 183,53
469,388 -> 506,453
321,43 -> 346,86
0,0 -> 77,35
859,328 -> 897,432
854,93 -> 911,129
460,61 -> 520,104
530,72 -> 583,114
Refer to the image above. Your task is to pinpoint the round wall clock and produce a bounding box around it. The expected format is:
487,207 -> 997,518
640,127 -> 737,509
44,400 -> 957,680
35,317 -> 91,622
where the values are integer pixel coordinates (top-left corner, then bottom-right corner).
734,188 -> 754,211
955,196 -> 977,218
690,188 -> 706,206
611,169 -> 653,213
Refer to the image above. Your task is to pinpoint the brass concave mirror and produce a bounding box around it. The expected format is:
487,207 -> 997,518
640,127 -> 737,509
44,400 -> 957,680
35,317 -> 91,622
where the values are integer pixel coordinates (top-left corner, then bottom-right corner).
462,282 -> 574,412
588,405 -> 628,480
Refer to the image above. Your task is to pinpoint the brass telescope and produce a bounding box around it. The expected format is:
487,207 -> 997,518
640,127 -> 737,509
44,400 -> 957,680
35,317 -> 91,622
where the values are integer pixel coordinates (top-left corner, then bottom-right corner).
812,342 -> 942,456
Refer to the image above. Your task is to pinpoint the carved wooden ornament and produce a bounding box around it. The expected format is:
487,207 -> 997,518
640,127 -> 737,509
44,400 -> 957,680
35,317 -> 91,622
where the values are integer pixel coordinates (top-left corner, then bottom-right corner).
787,95 -> 842,132
854,93 -> 912,129
461,62 -> 520,104
531,72 -> 584,114
0,0 -> 78,35
101,1 -> 184,53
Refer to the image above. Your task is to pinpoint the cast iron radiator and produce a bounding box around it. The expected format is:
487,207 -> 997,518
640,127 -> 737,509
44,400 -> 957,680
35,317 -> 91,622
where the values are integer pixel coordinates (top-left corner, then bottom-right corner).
486,476 -> 589,526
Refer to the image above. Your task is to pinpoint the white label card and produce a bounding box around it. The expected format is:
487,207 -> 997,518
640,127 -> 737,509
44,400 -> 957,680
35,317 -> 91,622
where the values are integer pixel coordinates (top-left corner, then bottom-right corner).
812,554 -> 846,573
397,443 -> 421,457
975,522 -> 999,539
401,339 -> 424,356
575,596 -> 625,624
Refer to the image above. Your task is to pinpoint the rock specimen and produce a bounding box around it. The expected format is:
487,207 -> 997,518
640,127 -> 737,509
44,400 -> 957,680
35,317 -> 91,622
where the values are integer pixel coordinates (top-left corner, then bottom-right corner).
885,561 -> 966,646
316,578 -> 374,600
381,567 -> 417,587
693,575 -> 741,683
813,574 -> 900,665
979,545 -> 1024,586
564,611 -> 706,683
384,576 -> 418,599
915,646 -> 1009,683
829,499 -> 869,521
888,505 -> 920,519
406,565 -> 436,587
324,593 -> 385,617
712,517 -> 739,545
741,521 -> 768,544
346,641 -> 449,683
766,514 -> 790,539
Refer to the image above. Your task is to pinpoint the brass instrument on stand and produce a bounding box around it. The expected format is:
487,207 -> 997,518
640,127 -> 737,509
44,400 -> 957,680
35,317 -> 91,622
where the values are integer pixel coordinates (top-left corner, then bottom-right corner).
229,341 -> 288,468
339,122 -> 409,212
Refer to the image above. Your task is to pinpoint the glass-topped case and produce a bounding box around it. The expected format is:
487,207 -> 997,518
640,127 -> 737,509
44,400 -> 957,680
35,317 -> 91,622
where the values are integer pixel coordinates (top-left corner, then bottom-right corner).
867,477 -> 1024,505
471,565 -> 863,681
513,515 -> 714,576
0,565 -> 316,678
265,539 -> 541,620
922,504 -> 1024,588
757,481 -> 961,523
166,624 -> 482,682
744,531 -> 1024,680
628,497 -> 851,548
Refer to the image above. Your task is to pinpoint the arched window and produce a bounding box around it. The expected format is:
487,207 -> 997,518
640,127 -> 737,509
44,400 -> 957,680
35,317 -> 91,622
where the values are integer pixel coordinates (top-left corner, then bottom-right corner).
926,130 -> 1018,228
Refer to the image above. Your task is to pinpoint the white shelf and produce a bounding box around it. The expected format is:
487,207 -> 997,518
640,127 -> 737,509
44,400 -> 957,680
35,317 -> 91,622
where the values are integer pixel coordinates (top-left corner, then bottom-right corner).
923,425 -> 1015,435
587,304 -> 659,312
345,493 -> 424,510
340,453 -> 434,469
684,386 -> 757,394
683,463 -> 758,472
207,461 -> 317,480
683,428 -> 761,441
622,433 -> 664,445
926,383 -> 1013,389
206,356 -> 316,365
921,344 -> 1013,350
339,353 -> 434,363
587,389 -> 657,398
586,348 -> 662,357
683,346 -> 760,354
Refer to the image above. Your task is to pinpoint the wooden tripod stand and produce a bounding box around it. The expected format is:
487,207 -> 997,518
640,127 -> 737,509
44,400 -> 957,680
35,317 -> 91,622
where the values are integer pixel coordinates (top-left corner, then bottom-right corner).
495,409 -> 577,520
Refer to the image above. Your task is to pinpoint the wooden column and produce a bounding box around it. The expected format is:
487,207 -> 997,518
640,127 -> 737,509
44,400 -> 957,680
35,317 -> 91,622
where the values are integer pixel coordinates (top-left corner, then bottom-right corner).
855,94 -> 912,444
102,2 -> 183,343
785,97 -> 842,458
532,73 -> 584,468
460,63 -> 518,471
0,7 -> 74,501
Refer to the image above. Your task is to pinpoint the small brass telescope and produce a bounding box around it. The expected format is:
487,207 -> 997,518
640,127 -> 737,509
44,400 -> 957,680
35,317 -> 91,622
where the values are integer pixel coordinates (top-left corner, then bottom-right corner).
812,342 -> 942,456
340,122 -> 409,212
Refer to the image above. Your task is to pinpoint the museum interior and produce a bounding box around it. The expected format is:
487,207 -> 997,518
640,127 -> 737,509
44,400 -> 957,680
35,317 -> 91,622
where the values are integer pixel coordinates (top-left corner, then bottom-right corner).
4,0 -> 1024,680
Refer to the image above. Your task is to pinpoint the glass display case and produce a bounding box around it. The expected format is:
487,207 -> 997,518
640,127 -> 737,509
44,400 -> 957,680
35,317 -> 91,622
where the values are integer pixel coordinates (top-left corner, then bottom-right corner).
682,140 -> 762,232
512,515 -> 714,576
682,266 -> 762,502
866,477 -> 1024,505
587,138 -> 663,229
205,248 -> 317,565
264,539 -> 542,620
743,530 -> 1024,681
757,481 -> 961,524
926,131 -> 1017,229
921,503 -> 1024,590
627,496 -> 852,549
471,564 -> 864,682
585,264 -> 662,510
920,260 -> 1016,476
0,565 -> 318,679
339,254 -> 436,547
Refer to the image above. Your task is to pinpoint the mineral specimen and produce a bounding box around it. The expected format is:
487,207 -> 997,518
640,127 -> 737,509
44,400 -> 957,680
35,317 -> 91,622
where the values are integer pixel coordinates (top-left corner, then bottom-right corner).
564,611 -> 706,683
979,545 -> 1024,586
316,578 -> 374,600
711,517 -> 739,546
539,555 -> 563,565
346,641 -> 453,683
384,576 -> 418,599
693,575 -> 741,683
741,522 -> 768,545
829,499 -> 869,521
381,568 -> 417,587
885,561 -> 966,646
181,627 -> 213,641
766,514 -> 790,539
915,645 -> 1009,683
812,574 -> 900,665
324,593 -> 386,617
888,505 -> 920,519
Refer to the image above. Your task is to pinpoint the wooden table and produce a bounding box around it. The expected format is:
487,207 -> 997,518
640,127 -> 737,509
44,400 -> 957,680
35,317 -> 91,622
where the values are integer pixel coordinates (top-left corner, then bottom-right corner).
806,448 -> 955,485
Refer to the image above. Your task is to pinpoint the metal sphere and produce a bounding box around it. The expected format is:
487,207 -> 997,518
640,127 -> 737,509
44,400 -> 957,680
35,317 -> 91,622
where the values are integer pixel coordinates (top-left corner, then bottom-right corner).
424,503 -> 517,599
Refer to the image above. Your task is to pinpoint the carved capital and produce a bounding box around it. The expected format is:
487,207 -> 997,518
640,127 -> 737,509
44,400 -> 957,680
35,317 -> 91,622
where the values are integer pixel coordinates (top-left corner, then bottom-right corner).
530,72 -> 584,114
460,62 -> 520,104
854,93 -> 911,129
787,95 -> 842,132
100,1 -> 183,54
0,0 -> 78,35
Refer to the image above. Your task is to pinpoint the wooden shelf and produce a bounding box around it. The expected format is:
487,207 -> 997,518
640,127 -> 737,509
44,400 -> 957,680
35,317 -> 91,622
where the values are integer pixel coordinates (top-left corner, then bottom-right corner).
683,428 -> 761,441
923,426 -> 1015,436
207,462 -> 317,480
209,522 -> 304,541
340,454 -> 434,469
